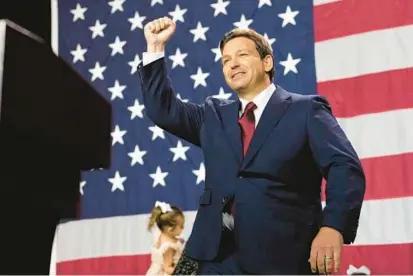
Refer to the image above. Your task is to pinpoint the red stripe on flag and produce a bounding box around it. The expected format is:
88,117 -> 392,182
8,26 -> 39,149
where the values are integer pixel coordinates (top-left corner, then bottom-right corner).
55,244 -> 413,275
322,153 -> 413,201
339,243 -> 413,275
314,0 -> 413,42
56,254 -> 151,275
361,153 -> 413,200
318,68 -> 413,118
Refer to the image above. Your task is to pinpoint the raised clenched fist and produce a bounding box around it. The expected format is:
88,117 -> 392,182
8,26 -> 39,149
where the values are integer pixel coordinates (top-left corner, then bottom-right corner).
144,17 -> 176,52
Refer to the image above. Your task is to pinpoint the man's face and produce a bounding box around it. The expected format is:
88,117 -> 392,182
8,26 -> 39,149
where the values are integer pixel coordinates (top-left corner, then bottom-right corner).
221,37 -> 271,93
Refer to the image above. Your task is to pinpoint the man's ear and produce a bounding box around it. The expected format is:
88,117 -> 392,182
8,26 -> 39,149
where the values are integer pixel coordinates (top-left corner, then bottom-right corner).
263,55 -> 273,73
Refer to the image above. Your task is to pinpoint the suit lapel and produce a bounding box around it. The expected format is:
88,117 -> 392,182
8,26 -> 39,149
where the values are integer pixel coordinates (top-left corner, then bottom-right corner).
240,86 -> 292,169
218,100 -> 243,163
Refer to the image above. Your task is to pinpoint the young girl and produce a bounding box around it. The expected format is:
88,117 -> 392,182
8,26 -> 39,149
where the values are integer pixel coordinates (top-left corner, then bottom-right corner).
146,201 -> 185,275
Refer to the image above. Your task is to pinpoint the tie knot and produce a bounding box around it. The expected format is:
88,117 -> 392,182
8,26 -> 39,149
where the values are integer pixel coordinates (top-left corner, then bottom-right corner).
240,101 -> 257,122
244,102 -> 256,113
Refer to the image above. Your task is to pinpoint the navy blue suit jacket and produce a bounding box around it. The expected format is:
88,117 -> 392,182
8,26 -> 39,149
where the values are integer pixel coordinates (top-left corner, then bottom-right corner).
137,58 -> 365,274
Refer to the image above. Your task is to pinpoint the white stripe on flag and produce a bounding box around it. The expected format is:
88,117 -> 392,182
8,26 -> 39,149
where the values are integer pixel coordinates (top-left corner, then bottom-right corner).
353,197 -> 413,245
315,24 -> 413,82
337,108 -> 413,159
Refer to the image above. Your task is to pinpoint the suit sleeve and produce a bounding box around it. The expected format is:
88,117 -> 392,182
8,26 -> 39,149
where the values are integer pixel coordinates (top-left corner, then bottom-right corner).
306,95 -> 366,244
137,57 -> 205,147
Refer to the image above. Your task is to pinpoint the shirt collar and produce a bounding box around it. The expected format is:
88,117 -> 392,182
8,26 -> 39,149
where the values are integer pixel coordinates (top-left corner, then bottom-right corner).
239,83 -> 276,114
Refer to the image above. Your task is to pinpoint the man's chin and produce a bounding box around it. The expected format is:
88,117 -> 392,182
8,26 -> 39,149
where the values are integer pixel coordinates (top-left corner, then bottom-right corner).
229,83 -> 247,94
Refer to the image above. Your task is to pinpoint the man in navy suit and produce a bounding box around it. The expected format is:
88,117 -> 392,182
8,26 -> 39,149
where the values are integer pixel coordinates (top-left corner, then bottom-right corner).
138,17 -> 366,275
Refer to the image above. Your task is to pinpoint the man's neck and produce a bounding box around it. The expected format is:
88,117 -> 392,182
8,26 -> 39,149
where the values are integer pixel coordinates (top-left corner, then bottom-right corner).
237,80 -> 272,102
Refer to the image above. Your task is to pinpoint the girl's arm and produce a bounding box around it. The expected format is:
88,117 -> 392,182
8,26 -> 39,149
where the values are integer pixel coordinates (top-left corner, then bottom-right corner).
163,247 -> 177,275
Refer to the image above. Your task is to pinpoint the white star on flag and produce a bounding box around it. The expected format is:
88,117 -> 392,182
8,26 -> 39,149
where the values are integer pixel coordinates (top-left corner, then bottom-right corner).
279,53 -> 301,75
89,62 -> 106,81
149,125 -> 165,140
263,33 -> 276,46
128,145 -> 147,166
190,22 -> 209,42
109,36 -> 127,56
258,0 -> 272,8
190,67 -> 210,88
109,171 -> 127,192
170,140 -> 190,162
150,167 -> 169,187
213,87 -> 232,100
278,5 -> 299,27
169,48 -> 188,69
70,44 -> 87,63
108,80 -> 126,100
70,4 -> 87,22
193,162 -> 205,185
169,5 -> 187,23
128,54 -> 141,74
89,20 -> 107,38
128,99 -> 145,119
111,125 -> 127,146
211,0 -> 230,17
211,46 -> 222,62
151,0 -> 163,6
108,0 -> 125,14
128,11 -> 146,31
233,15 -> 253,29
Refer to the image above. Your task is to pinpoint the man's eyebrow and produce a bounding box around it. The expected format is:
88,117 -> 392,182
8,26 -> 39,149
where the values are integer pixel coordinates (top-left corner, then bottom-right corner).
222,49 -> 247,59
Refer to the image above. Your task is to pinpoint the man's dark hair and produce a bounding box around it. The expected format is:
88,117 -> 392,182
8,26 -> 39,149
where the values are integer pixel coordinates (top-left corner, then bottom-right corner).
219,28 -> 274,81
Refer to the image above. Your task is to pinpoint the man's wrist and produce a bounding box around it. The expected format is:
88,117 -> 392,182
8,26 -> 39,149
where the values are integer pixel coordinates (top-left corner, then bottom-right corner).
319,226 -> 344,238
147,43 -> 166,53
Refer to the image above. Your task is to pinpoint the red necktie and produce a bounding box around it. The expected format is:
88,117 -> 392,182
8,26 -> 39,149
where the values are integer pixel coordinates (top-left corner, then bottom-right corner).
230,102 -> 257,217
238,102 -> 257,156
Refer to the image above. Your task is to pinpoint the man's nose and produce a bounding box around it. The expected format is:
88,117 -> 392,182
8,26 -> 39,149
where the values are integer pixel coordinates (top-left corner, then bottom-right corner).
230,59 -> 240,69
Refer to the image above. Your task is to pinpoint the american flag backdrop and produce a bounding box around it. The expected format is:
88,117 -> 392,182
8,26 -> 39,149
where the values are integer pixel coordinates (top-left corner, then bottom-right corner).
49,0 -> 413,275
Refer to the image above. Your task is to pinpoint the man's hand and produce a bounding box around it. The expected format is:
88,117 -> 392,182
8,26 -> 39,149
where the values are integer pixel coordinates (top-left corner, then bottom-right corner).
144,17 -> 176,53
309,226 -> 343,274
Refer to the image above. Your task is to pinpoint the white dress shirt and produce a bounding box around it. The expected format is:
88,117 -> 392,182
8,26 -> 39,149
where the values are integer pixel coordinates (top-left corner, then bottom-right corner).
142,51 -> 276,127
238,84 -> 275,127
142,51 -> 165,66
